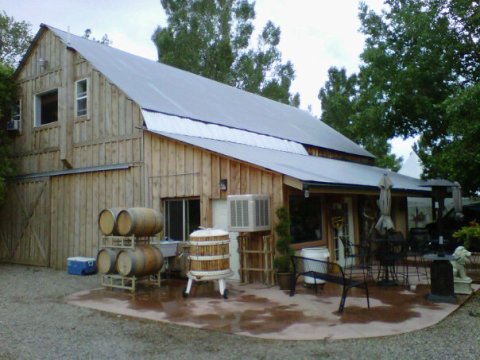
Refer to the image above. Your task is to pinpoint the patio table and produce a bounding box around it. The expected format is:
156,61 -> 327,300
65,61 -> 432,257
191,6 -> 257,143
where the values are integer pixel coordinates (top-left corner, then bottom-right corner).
374,233 -> 406,287
423,253 -> 456,303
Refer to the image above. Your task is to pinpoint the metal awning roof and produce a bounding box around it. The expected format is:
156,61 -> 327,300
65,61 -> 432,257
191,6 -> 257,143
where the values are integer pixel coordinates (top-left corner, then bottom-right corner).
149,131 -> 431,195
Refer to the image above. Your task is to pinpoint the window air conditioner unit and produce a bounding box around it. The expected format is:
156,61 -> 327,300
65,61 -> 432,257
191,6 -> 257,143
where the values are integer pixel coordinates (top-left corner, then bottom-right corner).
7,119 -> 20,131
227,194 -> 271,232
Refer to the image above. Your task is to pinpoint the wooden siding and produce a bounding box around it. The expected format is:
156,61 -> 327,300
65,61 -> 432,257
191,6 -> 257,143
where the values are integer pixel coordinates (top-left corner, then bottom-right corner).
143,132 -> 284,229
12,29 -> 143,175
49,166 -> 144,269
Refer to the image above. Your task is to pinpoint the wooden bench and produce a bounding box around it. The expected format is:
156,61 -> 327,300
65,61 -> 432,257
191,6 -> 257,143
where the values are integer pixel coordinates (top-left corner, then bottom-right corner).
290,255 -> 370,313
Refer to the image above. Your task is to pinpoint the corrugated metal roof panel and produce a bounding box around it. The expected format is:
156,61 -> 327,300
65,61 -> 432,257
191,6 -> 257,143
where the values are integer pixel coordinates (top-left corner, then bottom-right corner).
142,110 -> 308,155
45,25 -> 374,159
151,131 -> 429,193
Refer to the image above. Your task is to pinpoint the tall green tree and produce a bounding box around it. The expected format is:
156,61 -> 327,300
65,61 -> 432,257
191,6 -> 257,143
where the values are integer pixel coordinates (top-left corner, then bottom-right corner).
321,0 -> 480,194
152,0 -> 299,106
319,67 -> 401,170
0,12 -> 32,202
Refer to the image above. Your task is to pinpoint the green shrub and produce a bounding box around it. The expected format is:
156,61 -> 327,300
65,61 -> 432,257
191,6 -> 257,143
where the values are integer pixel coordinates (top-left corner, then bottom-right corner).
273,207 -> 294,273
453,221 -> 480,250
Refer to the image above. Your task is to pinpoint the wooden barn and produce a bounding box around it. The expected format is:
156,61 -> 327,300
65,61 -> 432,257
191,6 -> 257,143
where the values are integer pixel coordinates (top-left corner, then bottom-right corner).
0,24 -> 430,283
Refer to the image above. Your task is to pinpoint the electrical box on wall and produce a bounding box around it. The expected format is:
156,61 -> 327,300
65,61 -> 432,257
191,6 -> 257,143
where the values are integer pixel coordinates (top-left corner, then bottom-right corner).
227,194 -> 271,232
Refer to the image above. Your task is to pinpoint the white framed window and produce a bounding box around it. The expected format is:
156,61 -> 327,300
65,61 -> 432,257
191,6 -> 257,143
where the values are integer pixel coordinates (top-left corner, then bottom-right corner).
75,79 -> 88,117
34,89 -> 58,126
164,198 -> 200,241
12,100 -> 21,122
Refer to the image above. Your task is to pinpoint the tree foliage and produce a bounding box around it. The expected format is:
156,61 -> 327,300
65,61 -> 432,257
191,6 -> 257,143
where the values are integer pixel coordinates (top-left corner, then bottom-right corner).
320,0 -> 480,194
152,0 -> 299,106
0,12 -> 31,202
319,66 -> 401,170
0,11 -> 32,68
82,29 -> 112,46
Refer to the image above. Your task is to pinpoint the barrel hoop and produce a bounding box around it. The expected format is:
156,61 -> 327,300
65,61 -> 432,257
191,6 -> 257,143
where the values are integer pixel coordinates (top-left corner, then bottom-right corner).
188,254 -> 230,261
189,240 -> 230,246
188,269 -> 233,279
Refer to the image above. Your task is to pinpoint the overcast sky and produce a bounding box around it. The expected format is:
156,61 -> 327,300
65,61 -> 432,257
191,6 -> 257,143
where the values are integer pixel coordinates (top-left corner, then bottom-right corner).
1,0 -> 414,161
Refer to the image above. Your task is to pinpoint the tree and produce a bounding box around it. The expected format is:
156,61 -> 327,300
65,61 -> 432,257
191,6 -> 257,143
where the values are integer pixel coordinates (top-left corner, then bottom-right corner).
357,0 -> 480,194
319,67 -> 402,170
82,29 -> 112,46
0,12 -> 32,202
0,11 -> 32,67
152,0 -> 300,106
320,0 -> 480,194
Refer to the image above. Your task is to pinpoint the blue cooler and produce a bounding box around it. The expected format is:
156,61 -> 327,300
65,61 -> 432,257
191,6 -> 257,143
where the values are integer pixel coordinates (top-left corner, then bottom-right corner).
67,257 -> 97,275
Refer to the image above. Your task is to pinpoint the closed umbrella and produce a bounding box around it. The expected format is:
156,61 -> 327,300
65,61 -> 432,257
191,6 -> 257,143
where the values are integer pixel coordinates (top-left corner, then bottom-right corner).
375,174 -> 395,235
453,181 -> 463,220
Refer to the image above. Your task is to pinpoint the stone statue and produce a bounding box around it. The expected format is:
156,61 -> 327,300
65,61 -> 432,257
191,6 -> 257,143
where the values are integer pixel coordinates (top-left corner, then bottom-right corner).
450,246 -> 473,295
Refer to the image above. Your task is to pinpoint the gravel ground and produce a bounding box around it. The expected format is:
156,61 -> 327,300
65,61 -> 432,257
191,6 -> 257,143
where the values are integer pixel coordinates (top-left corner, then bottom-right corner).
1,264 -> 479,360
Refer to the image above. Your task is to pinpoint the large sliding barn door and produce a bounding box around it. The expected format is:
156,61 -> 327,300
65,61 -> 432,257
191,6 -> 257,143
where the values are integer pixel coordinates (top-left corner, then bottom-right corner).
0,178 -> 50,266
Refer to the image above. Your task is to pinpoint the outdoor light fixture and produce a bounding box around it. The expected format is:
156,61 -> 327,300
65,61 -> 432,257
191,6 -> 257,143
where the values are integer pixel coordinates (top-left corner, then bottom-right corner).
219,179 -> 227,191
38,58 -> 48,71
303,185 -> 309,198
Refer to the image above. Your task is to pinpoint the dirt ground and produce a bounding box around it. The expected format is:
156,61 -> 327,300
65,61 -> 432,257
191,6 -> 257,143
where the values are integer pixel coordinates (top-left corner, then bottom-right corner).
1,264 -> 479,360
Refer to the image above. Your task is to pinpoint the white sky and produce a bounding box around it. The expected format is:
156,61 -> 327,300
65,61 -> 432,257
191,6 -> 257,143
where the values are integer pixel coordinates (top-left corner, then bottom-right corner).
1,0 -> 413,161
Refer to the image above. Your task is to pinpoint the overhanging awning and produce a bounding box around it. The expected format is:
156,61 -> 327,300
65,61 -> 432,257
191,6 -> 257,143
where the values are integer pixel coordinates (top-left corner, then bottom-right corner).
148,130 -> 431,196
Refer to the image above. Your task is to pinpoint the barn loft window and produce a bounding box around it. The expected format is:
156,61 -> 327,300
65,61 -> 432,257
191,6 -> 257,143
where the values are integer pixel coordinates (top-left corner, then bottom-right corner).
164,198 -> 200,241
75,79 -> 88,117
34,89 -> 58,126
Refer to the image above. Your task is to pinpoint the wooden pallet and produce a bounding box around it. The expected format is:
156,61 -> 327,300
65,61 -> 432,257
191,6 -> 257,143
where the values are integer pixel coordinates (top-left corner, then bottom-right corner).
238,233 -> 274,285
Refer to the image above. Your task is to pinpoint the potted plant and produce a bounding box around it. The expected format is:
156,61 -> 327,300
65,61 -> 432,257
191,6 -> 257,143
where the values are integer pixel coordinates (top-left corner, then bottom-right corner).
453,220 -> 480,252
273,207 -> 295,290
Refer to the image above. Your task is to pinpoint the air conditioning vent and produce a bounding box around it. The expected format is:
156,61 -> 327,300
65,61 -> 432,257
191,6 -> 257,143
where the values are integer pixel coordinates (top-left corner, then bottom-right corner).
7,119 -> 20,131
228,194 -> 271,232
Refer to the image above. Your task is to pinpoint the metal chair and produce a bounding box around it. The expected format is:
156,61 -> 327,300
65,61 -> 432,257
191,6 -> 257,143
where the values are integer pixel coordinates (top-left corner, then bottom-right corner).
341,237 -> 374,282
405,228 -> 431,285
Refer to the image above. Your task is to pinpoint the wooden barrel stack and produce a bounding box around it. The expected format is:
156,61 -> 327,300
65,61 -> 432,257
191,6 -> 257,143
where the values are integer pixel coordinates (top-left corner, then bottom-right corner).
188,229 -> 231,275
96,207 -> 164,278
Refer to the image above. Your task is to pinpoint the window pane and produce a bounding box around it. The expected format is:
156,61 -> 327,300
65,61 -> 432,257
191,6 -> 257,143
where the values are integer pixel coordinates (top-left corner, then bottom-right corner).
166,200 -> 183,241
77,98 -> 87,116
77,80 -> 87,97
12,101 -> 20,121
289,196 -> 322,244
185,199 -> 200,239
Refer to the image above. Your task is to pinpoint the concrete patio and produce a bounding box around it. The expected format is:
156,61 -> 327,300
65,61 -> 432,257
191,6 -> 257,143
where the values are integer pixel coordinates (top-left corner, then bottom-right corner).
67,274 -> 479,341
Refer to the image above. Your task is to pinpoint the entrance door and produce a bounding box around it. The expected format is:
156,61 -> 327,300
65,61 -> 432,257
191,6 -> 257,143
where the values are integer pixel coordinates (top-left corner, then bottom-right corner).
332,197 -> 355,267
212,199 -> 240,280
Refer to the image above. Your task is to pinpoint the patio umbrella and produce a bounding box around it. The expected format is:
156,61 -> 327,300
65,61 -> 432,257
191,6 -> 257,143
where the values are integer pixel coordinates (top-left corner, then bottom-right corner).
453,181 -> 463,219
375,174 -> 395,235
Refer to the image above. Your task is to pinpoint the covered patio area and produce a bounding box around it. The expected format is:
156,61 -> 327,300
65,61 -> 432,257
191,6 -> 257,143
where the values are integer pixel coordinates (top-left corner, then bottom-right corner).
67,276 -> 479,341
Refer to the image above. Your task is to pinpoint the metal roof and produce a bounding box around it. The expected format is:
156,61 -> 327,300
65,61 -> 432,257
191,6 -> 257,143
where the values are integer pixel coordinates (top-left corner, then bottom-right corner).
149,131 -> 430,194
44,25 -> 374,159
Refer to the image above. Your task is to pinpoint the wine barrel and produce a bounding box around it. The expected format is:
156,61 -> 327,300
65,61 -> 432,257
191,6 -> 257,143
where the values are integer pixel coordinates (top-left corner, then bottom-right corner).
116,207 -> 163,237
96,248 -> 119,274
98,207 -> 125,236
188,229 -> 230,275
116,245 -> 164,277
